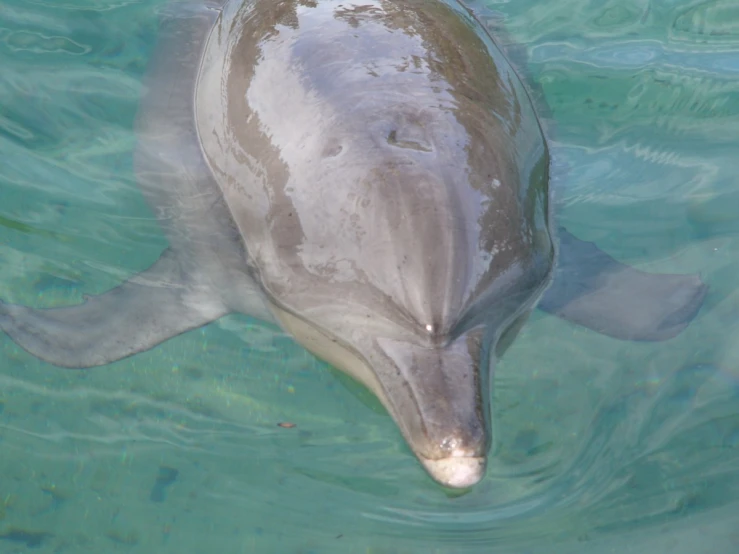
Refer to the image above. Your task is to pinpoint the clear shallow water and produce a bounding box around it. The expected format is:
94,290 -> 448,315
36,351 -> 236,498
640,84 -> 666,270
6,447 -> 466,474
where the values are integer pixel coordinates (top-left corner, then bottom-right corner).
1,0 -> 738,552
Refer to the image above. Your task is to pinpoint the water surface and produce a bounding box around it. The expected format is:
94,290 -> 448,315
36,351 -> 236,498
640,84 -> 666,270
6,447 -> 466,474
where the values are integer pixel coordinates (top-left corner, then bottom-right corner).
1,0 -> 738,552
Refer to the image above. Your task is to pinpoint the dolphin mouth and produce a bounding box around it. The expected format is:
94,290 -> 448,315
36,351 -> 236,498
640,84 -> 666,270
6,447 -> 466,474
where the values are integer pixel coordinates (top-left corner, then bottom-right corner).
419,455 -> 487,489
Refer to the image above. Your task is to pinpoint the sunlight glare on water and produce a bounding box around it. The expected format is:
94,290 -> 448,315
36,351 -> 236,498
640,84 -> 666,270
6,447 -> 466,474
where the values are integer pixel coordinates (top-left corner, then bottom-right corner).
0,0 -> 738,552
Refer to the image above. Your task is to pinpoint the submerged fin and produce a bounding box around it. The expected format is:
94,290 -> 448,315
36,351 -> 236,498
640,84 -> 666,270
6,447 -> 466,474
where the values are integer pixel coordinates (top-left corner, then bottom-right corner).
0,249 -> 228,368
539,228 -> 708,341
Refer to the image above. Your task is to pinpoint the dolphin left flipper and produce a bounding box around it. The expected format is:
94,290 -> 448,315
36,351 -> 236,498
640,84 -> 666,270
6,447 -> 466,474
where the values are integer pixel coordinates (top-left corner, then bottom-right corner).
538,227 -> 708,341
0,249 -> 228,368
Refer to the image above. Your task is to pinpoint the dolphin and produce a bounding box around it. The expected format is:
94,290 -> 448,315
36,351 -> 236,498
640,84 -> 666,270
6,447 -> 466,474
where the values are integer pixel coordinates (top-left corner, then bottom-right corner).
0,0 -> 707,488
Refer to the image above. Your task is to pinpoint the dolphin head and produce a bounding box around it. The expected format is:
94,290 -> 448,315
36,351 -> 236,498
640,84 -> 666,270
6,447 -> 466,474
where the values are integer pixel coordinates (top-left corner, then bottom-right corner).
199,0 -> 554,487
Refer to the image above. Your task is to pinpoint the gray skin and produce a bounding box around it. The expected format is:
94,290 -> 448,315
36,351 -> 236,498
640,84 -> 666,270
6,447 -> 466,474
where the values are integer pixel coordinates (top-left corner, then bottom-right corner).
0,0 -> 707,488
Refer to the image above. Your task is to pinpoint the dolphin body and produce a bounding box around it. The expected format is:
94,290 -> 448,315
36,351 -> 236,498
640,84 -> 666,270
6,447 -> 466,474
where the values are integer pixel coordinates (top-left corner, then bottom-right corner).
0,0 -> 707,488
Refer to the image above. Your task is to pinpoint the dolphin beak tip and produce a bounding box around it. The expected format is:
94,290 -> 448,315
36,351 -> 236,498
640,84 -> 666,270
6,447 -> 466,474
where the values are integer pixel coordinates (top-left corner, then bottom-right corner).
420,455 -> 487,489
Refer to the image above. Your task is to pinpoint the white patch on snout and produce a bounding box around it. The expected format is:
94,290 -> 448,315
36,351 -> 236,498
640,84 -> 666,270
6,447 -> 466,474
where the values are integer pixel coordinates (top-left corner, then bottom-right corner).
420,456 -> 486,489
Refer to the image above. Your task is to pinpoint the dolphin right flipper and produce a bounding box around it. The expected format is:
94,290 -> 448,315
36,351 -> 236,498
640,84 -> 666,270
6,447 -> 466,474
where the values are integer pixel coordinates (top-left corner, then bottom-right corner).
539,227 -> 708,341
0,249 -> 228,368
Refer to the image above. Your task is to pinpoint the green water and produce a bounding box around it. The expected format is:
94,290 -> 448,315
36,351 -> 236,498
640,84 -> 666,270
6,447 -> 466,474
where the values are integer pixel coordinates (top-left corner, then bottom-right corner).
1,0 -> 738,552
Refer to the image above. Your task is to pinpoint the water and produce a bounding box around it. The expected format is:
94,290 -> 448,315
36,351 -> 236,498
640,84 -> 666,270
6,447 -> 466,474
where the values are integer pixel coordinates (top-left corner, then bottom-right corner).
1,0 -> 738,552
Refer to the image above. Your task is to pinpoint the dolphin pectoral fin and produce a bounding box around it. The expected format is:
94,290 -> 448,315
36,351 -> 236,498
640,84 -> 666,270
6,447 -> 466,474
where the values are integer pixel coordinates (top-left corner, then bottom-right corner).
538,227 -> 708,341
0,249 -> 228,368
